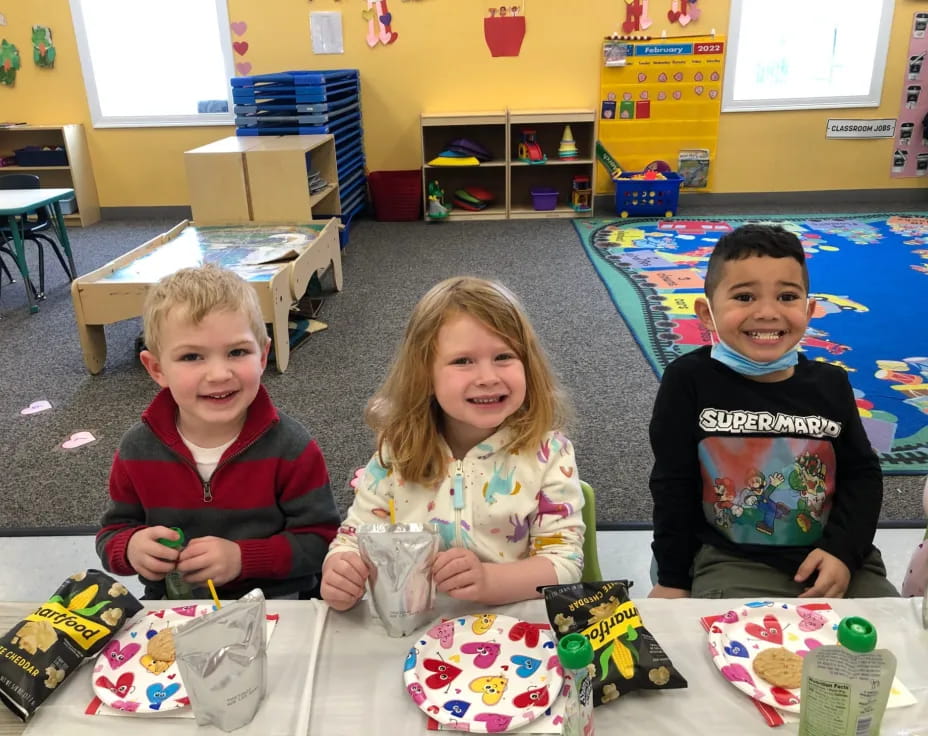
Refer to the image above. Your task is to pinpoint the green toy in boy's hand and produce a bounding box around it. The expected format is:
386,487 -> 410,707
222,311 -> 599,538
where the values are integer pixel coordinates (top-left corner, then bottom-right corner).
158,527 -> 194,599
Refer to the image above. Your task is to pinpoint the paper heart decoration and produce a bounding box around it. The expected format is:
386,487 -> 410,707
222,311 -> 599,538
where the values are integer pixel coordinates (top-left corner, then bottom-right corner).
689,2 -> 701,21
694,85 -> 704,95
62,431 -> 96,449
710,71 -> 720,81
638,73 -> 647,82
770,687 -> 799,707
658,72 -> 668,82
236,62 -> 252,76
623,92 -> 633,101
233,41 -> 249,56
640,91 -> 649,99
709,89 -> 719,99
673,72 -> 684,81
21,400 -> 51,415
361,8 -> 375,20
679,13 -> 691,26
423,658 -> 462,689
724,640 -> 749,658
745,615 -> 783,645
103,640 -> 140,670
720,663 -> 754,686
672,91 -> 682,100
657,91 -> 667,100
379,13 -> 392,25
230,21 -> 247,36
694,72 -> 704,81
667,9 -> 681,22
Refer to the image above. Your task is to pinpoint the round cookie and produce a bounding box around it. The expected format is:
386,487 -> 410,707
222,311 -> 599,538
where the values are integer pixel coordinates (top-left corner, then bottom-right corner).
752,646 -> 803,689
147,627 -> 176,663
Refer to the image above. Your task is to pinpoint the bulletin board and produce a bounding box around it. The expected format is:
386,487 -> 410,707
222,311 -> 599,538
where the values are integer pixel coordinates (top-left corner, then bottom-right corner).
597,35 -> 726,194
890,12 -> 928,178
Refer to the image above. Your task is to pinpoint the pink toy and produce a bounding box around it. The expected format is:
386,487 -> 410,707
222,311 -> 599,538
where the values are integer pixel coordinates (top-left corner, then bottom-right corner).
901,479 -> 928,597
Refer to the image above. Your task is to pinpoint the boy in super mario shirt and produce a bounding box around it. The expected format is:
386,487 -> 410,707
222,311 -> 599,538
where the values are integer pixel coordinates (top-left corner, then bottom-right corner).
96,263 -> 340,599
648,224 -> 898,599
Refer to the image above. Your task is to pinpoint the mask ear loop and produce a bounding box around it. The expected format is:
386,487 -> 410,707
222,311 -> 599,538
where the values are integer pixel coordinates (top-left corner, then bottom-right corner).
703,300 -> 719,346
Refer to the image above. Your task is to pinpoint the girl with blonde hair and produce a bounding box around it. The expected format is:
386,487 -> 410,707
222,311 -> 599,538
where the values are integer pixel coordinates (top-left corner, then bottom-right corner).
322,276 -> 585,610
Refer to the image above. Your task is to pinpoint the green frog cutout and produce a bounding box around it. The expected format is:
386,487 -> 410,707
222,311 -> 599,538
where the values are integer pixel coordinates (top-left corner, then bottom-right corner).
0,39 -> 21,85
33,25 -> 56,68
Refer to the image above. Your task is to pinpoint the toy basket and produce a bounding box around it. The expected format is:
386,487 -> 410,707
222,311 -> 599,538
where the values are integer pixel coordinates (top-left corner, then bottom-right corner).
368,170 -> 423,221
614,171 -> 682,218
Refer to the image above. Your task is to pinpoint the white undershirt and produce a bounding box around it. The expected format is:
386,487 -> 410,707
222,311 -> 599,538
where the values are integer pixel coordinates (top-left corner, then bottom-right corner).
178,429 -> 235,481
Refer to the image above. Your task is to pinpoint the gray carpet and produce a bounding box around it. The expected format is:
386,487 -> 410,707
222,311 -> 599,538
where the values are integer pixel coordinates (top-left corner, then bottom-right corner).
0,210 -> 925,534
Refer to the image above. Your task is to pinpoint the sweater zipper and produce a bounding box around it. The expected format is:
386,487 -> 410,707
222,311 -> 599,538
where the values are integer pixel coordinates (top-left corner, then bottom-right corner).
202,432 -> 266,503
452,459 -> 465,547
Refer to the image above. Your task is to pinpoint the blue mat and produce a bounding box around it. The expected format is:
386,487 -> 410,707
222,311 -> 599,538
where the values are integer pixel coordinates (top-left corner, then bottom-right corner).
574,214 -> 928,474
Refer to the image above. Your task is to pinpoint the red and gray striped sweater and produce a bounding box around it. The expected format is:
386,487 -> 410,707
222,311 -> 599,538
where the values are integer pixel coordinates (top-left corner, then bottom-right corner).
96,386 -> 340,599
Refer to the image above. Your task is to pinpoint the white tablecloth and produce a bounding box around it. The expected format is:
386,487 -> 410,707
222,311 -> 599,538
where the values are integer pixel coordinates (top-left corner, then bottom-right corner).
312,596 -> 928,735
1,596 -> 925,735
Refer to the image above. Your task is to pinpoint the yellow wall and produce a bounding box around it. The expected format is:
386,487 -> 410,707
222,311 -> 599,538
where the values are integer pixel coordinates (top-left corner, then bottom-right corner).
1,0 -> 925,207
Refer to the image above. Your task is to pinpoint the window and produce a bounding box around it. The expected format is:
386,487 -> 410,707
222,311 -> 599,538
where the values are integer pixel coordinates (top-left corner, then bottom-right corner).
70,0 -> 235,127
722,0 -> 895,112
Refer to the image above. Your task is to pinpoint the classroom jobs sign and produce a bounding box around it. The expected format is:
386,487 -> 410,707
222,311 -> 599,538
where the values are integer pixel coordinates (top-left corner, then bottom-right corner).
826,119 -> 896,139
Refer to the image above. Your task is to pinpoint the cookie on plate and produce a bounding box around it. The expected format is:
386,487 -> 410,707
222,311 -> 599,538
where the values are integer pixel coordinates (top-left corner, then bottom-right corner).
752,646 -> 803,689
147,628 -> 176,664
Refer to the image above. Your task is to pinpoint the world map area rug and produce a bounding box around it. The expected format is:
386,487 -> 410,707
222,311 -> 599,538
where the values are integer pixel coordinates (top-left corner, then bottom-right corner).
573,214 -> 928,474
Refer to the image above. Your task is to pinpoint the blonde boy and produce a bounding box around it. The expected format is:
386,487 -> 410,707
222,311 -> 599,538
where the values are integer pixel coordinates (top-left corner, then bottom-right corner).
96,263 -> 339,599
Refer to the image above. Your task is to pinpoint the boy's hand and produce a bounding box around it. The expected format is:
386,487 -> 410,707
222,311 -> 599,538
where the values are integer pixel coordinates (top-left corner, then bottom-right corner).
432,548 -> 489,601
795,549 -> 851,598
321,552 -> 370,611
648,584 -> 691,599
127,526 -> 181,581
177,536 -> 242,587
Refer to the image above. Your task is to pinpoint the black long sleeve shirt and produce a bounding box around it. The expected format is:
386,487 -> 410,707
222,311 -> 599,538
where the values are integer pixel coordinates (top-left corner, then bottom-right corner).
649,347 -> 882,590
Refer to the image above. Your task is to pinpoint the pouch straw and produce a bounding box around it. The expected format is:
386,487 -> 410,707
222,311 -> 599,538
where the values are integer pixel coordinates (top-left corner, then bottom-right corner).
174,588 -> 267,732
357,523 -> 439,637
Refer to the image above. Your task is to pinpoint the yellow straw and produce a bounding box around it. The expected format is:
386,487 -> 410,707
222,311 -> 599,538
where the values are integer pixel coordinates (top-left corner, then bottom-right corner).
389,498 -> 396,524
207,579 -> 221,609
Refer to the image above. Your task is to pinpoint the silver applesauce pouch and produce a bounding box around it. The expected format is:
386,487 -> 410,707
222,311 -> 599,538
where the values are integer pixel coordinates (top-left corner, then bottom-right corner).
174,588 -> 267,732
357,523 -> 439,637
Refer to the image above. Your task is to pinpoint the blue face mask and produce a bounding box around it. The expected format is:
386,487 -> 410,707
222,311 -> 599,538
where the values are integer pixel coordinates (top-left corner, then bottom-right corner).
705,302 -> 801,377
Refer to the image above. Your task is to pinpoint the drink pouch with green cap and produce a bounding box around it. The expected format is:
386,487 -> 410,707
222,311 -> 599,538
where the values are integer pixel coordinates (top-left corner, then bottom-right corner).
558,633 -> 595,736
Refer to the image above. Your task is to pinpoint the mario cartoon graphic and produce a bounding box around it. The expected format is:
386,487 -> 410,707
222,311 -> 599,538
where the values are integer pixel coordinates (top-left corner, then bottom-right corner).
740,469 -> 788,536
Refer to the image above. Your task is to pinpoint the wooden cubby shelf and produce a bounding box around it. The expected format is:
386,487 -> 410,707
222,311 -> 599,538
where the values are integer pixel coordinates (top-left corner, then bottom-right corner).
420,109 -> 596,221
0,124 -> 101,227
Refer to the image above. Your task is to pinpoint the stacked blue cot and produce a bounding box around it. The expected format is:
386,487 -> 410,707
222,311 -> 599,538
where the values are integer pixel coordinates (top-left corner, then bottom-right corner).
231,69 -> 367,245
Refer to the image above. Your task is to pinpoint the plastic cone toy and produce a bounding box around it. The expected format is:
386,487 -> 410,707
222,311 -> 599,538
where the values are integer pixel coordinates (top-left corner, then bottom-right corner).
558,125 -> 578,159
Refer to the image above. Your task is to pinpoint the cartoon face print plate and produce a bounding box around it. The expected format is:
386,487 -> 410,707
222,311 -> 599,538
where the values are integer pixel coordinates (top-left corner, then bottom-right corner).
403,613 -> 564,732
707,601 -> 845,713
91,604 -> 212,713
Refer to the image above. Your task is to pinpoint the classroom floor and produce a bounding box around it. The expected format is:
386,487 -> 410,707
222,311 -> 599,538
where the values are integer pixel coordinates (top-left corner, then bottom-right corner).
1,529 -> 923,601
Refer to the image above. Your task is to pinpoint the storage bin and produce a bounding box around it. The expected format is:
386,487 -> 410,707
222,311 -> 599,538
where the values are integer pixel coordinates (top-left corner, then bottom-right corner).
13,146 -> 68,166
530,186 -> 558,211
368,169 -> 422,221
614,171 -> 683,217
58,197 -> 77,215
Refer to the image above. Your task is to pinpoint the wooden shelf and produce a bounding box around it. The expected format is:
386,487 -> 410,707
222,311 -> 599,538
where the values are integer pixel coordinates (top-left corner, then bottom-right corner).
420,109 -> 596,221
0,124 -> 101,227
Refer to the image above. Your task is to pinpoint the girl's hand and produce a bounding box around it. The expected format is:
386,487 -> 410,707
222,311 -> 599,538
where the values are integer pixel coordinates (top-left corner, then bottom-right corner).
322,552 -> 370,611
177,536 -> 242,587
432,548 -> 489,601
127,526 -> 181,581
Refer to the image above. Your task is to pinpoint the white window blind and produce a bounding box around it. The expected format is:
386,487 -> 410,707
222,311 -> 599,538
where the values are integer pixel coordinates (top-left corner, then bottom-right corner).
70,0 -> 235,127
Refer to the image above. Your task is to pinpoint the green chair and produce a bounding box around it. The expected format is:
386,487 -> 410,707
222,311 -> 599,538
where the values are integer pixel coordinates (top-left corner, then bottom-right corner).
579,480 -> 602,582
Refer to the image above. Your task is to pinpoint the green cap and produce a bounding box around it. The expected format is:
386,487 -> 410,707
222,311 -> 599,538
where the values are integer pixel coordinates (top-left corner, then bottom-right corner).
157,527 -> 185,549
837,616 -> 877,653
557,633 -> 594,670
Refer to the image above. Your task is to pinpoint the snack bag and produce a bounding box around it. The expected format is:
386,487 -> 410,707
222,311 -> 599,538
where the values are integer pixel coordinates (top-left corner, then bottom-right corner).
541,579 -> 687,706
0,569 -> 142,720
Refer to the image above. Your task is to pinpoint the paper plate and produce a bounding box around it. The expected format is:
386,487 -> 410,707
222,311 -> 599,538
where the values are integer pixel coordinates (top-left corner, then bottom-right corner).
91,604 -> 212,713
403,614 -> 564,733
706,601 -> 840,713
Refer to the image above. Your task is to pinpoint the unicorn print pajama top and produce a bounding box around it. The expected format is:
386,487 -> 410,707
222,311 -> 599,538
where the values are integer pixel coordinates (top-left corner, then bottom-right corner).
327,428 -> 586,584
